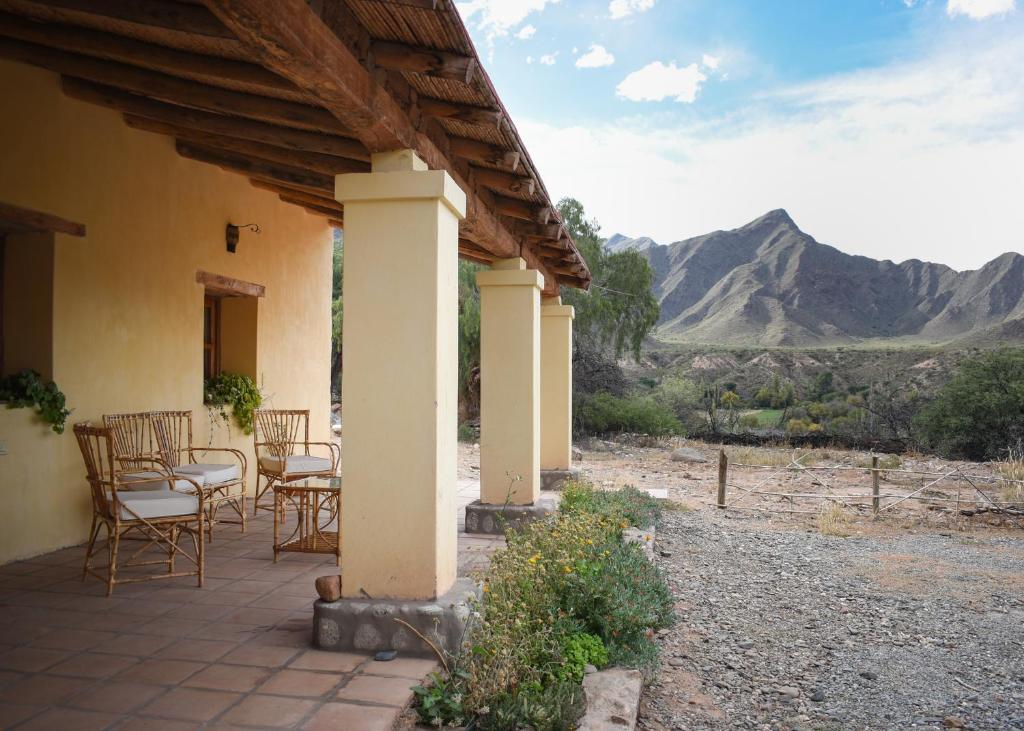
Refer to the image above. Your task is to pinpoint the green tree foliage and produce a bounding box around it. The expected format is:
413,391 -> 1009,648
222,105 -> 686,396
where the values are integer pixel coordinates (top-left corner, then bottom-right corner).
577,392 -> 680,436
458,260 -> 482,418
557,198 -> 660,361
330,232 -> 343,399
753,374 -> 796,409
915,349 -> 1024,460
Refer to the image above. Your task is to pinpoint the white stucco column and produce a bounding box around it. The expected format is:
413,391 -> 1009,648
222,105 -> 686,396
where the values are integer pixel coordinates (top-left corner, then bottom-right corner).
335,149 -> 464,600
540,296 -> 574,471
477,257 -> 543,506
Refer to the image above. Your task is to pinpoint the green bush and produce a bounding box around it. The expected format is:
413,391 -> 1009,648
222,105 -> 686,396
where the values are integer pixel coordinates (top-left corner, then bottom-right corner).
556,633 -> 609,682
578,391 -> 681,437
412,482 -> 674,730
915,349 -> 1024,460
0,369 -> 71,434
560,481 -> 662,528
457,422 -> 477,443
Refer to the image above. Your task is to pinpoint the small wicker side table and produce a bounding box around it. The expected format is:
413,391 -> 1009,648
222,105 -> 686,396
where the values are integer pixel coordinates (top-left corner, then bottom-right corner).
272,477 -> 341,565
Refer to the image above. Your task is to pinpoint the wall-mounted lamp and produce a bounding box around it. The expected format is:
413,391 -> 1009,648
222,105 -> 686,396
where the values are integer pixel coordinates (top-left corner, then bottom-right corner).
226,222 -> 260,253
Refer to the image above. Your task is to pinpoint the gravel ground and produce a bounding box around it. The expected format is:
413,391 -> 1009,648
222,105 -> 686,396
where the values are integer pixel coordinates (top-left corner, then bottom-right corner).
640,510 -> 1024,731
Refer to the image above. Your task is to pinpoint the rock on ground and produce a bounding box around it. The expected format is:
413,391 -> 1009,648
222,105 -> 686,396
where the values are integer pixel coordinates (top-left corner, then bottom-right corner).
640,510 -> 1024,731
671,447 -> 708,464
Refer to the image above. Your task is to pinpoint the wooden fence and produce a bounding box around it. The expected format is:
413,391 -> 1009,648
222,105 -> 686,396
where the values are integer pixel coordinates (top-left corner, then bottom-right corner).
713,450 -> 1024,524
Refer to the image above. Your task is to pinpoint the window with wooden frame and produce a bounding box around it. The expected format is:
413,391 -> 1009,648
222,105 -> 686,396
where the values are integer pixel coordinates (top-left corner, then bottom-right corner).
203,294 -> 221,381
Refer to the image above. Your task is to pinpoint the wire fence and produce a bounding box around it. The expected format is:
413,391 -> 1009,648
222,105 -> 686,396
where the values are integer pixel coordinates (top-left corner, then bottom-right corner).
711,450 -> 1024,525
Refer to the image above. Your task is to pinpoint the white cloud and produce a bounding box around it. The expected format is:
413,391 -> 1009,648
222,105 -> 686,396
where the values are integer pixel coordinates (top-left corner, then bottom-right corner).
526,55 -> 534,64
456,0 -> 560,42
616,61 -> 707,102
521,33 -> 1024,271
947,0 -> 1016,18
701,53 -> 720,70
539,52 -> 558,65
609,0 -> 655,20
516,24 -> 537,40
576,44 -> 616,68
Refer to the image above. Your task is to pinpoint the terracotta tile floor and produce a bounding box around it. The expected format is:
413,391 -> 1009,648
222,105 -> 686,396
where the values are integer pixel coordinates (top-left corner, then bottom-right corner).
0,489 -> 503,730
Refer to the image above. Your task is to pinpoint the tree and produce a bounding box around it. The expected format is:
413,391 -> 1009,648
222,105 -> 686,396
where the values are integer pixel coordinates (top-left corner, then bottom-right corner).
330,231 -> 343,399
557,198 -> 660,362
458,260 -> 482,420
915,349 -> 1024,460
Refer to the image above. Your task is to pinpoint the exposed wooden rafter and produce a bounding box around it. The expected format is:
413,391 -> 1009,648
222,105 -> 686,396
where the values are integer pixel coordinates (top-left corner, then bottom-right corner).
175,141 -> 334,194
418,97 -> 502,127
60,78 -> 370,161
448,136 -> 520,170
0,37 -> 345,133
0,201 -> 86,237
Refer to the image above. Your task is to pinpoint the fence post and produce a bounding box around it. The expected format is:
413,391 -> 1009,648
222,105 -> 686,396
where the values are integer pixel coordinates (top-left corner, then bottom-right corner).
871,455 -> 880,515
717,449 -> 728,509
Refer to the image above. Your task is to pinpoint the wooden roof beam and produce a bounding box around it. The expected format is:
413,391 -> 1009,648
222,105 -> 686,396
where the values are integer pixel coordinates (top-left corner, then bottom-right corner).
202,0 -> 568,289
0,10 -> 291,94
418,97 -> 501,127
175,141 -> 334,194
471,166 -> 534,197
0,37 -> 345,133
371,40 -> 475,83
494,195 -> 551,224
28,0 -> 234,38
248,179 -> 342,211
61,78 -> 369,161
449,136 -> 520,171
125,115 -> 368,174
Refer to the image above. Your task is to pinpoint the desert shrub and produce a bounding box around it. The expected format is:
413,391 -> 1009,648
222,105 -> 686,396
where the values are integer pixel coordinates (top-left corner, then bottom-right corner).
915,349 -> 1024,460
457,422 -> 477,443
818,502 -> 849,537
560,481 -> 663,528
479,680 -> 586,731
738,413 -> 761,430
578,392 -> 681,437
413,483 -> 674,729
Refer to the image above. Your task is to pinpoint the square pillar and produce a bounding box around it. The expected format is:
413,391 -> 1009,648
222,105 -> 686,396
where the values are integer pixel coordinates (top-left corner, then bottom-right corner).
476,258 -> 543,505
335,149 -> 465,600
541,296 -> 575,471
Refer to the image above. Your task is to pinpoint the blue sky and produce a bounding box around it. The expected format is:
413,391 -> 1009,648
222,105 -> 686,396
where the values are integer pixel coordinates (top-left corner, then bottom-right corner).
456,0 -> 1024,270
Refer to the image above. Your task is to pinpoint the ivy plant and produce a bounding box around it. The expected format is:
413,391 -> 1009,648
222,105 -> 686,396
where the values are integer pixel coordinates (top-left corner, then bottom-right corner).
0,369 -> 72,434
204,372 -> 263,435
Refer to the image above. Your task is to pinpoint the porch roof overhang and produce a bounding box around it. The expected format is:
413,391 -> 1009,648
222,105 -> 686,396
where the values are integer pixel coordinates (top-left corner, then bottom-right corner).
0,0 -> 590,294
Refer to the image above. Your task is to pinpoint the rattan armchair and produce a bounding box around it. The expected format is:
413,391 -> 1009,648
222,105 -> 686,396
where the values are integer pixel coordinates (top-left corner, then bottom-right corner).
152,410 -> 247,534
253,409 -> 340,515
75,423 -> 205,596
102,411 -> 246,538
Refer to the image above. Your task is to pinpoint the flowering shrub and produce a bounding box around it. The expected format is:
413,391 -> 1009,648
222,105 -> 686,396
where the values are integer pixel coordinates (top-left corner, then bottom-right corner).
412,482 -> 674,729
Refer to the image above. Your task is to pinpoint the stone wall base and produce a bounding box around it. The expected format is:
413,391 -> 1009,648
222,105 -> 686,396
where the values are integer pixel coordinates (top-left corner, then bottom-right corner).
541,468 -> 581,491
464,498 -> 556,534
313,578 -> 480,658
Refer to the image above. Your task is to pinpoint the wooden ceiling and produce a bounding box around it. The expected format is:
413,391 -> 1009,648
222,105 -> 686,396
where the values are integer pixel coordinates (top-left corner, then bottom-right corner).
0,0 -> 591,292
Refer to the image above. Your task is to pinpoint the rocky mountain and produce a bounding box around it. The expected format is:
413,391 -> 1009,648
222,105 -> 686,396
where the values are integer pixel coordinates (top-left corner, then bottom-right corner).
610,210 -> 1024,346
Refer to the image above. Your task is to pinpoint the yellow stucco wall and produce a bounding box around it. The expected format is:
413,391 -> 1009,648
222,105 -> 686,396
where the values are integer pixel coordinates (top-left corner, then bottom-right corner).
0,60 -> 333,565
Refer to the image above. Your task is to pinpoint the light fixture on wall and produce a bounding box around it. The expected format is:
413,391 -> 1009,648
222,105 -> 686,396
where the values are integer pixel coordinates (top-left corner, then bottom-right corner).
226,222 -> 260,253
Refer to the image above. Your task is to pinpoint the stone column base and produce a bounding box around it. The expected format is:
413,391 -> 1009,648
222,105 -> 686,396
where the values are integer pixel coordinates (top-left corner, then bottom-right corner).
313,577 -> 480,658
541,467 -> 581,491
464,498 -> 556,534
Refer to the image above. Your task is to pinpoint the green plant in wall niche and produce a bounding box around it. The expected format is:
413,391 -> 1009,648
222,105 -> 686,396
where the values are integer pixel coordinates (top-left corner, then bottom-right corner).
0,369 -> 72,434
204,372 -> 263,435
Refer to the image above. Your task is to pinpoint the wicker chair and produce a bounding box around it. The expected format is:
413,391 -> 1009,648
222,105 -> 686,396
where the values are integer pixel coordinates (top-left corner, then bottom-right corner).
103,411 -> 246,538
151,410 -> 247,534
74,423 -> 205,596
253,409 -> 340,515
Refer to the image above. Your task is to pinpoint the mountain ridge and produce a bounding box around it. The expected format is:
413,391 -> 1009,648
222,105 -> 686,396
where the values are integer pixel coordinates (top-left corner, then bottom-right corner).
608,210 -> 1024,346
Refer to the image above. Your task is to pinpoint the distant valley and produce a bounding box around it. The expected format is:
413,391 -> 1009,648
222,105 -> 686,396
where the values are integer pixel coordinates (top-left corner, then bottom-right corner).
608,210 -> 1024,346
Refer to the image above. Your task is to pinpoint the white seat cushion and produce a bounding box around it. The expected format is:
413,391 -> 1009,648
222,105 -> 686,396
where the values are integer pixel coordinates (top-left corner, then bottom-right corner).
259,454 -> 332,475
120,470 -> 207,493
175,462 -> 241,485
117,490 -> 199,521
